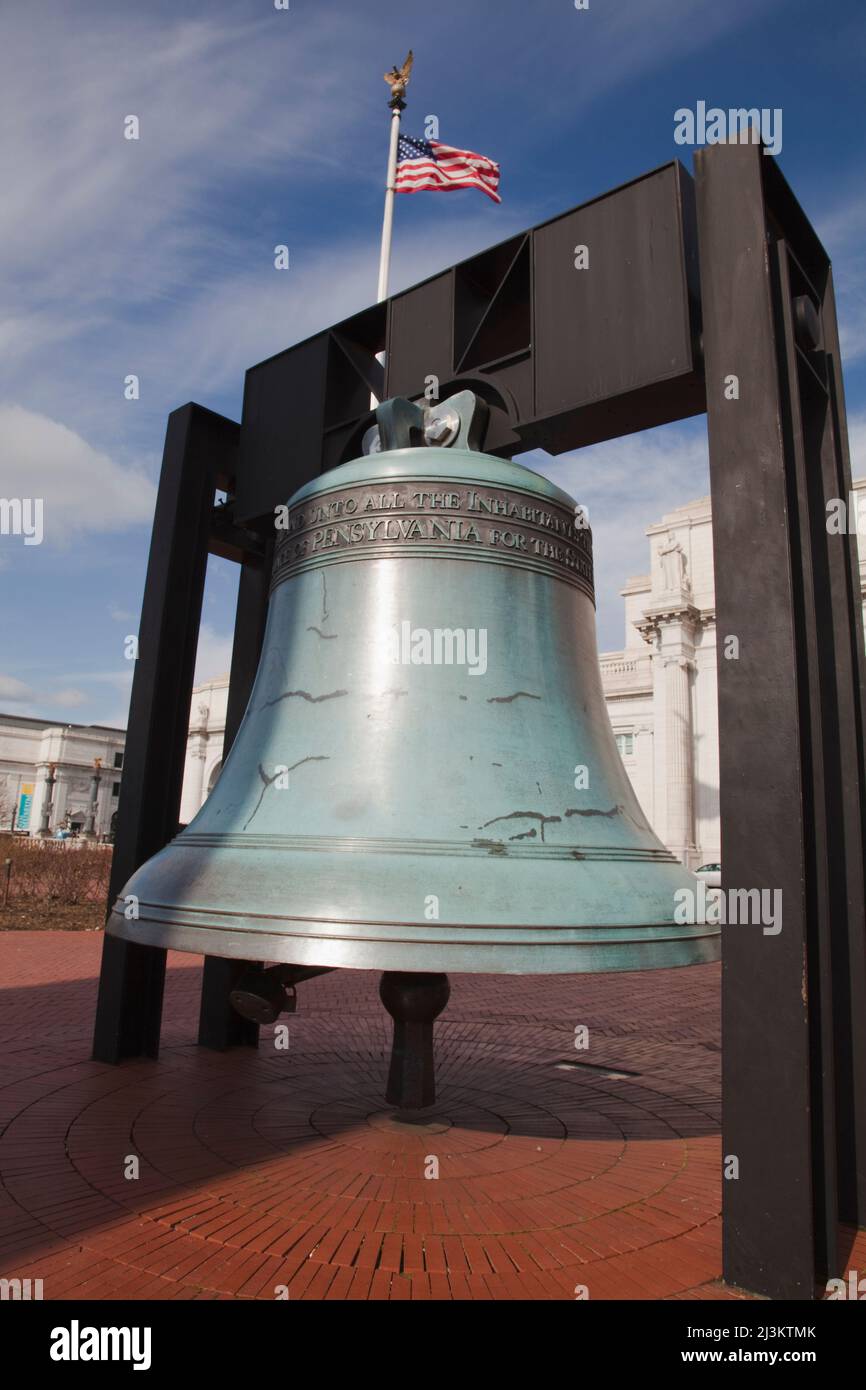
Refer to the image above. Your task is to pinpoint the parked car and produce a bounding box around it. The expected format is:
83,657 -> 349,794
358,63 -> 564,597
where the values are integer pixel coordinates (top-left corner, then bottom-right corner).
695,862 -> 721,887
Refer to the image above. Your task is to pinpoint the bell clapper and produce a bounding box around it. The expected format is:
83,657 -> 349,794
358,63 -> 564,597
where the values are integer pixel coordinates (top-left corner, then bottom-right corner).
229,964 -> 333,1025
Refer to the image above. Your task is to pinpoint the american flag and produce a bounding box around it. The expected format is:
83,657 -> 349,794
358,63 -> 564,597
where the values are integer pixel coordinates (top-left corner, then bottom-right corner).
394,135 -> 501,203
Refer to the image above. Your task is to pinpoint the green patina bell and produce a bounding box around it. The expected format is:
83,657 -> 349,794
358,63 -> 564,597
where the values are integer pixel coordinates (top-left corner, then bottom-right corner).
108,391 -> 719,975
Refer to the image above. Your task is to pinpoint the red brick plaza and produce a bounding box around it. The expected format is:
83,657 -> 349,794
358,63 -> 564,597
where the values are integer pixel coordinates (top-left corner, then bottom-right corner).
1,932 -> 863,1301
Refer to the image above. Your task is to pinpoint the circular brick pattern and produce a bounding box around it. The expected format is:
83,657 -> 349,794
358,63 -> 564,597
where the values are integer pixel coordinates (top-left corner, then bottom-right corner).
365,1110 -> 454,1137
0,934 -> 764,1300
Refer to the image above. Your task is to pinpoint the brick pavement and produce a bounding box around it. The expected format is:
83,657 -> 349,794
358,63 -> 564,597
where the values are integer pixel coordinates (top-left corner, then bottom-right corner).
0,932 -> 863,1301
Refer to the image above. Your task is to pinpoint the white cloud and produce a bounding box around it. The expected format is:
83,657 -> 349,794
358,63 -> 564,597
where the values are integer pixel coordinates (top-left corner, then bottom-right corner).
0,12 -> 364,304
527,422 -> 711,650
193,623 -> 235,688
48,688 -> 89,708
817,194 -> 866,363
0,405 -> 156,539
0,7 -> 370,422
529,409 -> 866,654
85,669 -> 135,731
132,213 -> 529,406
849,411 -> 866,478
0,0 -> 774,429
0,675 -> 35,704
0,670 -> 129,722
27,599 -> 333,726
554,0 -> 783,118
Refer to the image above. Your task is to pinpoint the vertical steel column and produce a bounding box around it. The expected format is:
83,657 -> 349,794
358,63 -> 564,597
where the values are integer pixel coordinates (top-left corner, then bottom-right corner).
818,270 -> 866,1235
197,546 -> 273,1050
696,141 -> 866,1297
92,405 -> 238,1062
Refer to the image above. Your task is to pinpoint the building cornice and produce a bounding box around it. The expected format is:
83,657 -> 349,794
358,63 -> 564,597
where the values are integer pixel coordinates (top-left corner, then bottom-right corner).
635,601 -> 703,645
598,652 -> 654,696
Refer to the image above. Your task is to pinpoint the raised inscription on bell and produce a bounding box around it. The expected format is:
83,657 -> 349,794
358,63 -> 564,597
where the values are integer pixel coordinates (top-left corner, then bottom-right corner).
272,479 -> 594,599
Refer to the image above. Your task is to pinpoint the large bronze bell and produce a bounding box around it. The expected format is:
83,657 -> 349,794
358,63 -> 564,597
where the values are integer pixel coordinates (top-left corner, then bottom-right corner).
108,390 -> 718,1102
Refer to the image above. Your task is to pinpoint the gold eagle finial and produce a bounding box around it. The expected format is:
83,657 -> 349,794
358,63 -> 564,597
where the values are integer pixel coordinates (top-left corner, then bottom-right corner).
383,50 -> 413,107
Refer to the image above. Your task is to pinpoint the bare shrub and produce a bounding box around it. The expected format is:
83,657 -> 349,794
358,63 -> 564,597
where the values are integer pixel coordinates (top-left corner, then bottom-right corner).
0,834 -> 112,905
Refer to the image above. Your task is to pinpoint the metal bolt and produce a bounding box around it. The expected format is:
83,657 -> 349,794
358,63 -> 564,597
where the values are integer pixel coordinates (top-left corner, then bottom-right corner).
362,424 -> 382,455
423,407 -> 460,448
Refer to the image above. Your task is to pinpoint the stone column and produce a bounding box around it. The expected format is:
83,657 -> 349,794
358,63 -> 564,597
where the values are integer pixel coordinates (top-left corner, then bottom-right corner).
37,764 -> 56,837
637,601 -> 699,866
663,655 -> 695,863
83,761 -> 102,841
181,702 -> 210,824
632,722 -> 655,827
181,740 -> 208,824
693,622 -> 720,863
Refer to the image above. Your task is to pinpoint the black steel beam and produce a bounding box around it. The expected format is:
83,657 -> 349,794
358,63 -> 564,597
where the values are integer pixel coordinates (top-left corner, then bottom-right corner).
233,164 -> 702,523
771,236 -> 839,1285
695,140 -> 866,1297
819,268 -> 866,1231
92,404 -> 239,1062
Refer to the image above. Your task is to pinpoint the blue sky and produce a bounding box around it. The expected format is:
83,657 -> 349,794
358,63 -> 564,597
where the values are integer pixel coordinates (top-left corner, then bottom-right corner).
1,0 -> 864,727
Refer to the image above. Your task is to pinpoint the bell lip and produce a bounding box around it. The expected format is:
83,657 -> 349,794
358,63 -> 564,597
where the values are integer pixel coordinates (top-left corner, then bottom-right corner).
106,905 -> 721,975
283,446 -> 579,516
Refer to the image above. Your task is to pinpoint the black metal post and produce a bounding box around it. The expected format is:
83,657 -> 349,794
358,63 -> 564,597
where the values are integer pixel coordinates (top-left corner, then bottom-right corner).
92,404 -> 238,1062
821,267 -> 866,1234
696,141 -> 866,1296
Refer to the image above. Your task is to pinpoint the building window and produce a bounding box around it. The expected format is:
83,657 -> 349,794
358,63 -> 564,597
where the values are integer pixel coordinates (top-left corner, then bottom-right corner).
112,783 -> 120,798
615,732 -> 634,759
114,752 -> 124,769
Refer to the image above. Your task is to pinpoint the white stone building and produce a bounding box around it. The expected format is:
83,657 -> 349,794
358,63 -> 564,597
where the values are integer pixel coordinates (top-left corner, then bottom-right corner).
179,678 -> 230,826
0,715 -> 125,838
601,495 -> 719,869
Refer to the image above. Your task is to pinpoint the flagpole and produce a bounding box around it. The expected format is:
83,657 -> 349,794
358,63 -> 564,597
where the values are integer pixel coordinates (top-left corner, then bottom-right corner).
371,53 -> 412,408
376,100 -> 403,303
371,97 -> 404,407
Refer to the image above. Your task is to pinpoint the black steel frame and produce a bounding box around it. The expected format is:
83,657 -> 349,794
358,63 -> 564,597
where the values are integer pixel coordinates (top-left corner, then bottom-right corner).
92,143 -> 865,1299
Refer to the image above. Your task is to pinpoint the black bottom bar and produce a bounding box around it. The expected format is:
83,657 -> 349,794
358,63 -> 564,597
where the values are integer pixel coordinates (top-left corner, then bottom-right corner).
198,956 -> 260,1049
92,935 -> 167,1062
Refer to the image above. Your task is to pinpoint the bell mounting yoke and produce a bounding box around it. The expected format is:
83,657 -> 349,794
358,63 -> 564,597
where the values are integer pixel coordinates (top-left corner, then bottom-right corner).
370,389 -> 491,456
